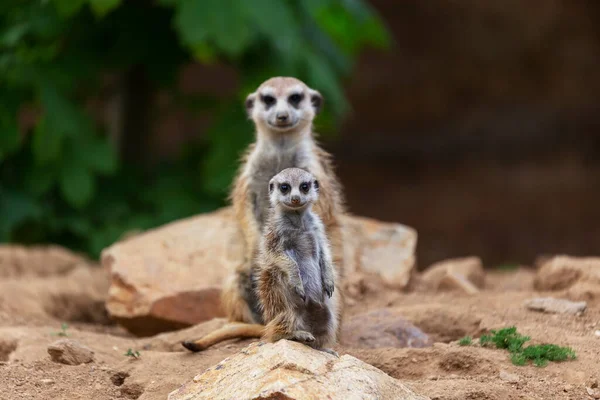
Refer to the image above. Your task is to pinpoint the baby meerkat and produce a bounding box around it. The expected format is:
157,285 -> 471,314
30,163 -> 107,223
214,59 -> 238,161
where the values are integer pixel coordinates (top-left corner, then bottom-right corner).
257,168 -> 340,353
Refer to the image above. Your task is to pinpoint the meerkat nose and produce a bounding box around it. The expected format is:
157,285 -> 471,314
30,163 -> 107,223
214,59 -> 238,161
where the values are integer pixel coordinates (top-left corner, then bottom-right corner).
276,112 -> 289,122
291,195 -> 300,204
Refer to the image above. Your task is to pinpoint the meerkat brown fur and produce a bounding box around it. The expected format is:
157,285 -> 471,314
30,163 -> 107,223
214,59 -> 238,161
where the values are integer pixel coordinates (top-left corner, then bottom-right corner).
182,77 -> 344,352
258,168 -> 340,353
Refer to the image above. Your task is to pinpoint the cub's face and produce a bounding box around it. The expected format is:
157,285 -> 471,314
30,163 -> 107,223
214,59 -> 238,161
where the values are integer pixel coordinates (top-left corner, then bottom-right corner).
245,77 -> 323,134
269,168 -> 319,211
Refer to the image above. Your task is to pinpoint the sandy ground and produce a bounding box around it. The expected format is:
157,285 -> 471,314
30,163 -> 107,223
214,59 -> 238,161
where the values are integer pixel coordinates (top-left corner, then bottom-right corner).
1,256 -> 599,400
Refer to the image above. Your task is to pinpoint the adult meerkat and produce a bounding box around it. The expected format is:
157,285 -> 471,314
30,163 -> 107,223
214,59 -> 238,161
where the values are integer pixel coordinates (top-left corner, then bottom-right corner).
182,77 -> 344,352
258,168 -> 340,353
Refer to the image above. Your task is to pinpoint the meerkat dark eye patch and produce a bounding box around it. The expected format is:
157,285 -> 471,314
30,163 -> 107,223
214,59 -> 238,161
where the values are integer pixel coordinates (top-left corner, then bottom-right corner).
261,94 -> 276,109
288,93 -> 304,107
300,182 -> 310,193
279,183 -> 290,194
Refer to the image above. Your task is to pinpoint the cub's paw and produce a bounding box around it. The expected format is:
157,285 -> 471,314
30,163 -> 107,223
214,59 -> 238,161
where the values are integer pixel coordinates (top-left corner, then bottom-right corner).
291,331 -> 315,343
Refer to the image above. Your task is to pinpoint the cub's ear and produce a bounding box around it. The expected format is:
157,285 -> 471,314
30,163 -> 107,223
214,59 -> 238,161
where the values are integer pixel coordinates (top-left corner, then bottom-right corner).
309,90 -> 323,114
245,93 -> 256,116
269,182 -> 274,193
313,180 -> 319,190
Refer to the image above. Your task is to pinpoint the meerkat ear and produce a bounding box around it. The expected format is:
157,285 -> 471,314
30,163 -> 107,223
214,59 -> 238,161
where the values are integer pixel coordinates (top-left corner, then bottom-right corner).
245,93 -> 256,116
313,180 -> 319,190
269,182 -> 274,193
310,90 -> 323,114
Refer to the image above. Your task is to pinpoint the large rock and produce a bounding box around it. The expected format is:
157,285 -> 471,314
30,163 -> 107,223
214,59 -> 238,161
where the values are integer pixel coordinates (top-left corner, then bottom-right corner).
47,339 -> 94,365
0,265 -> 110,326
341,214 -> 417,288
420,256 -> 485,294
524,297 -> 587,315
102,207 -> 417,336
534,256 -> 600,290
168,340 -> 428,400
341,308 -> 432,348
0,245 -> 87,279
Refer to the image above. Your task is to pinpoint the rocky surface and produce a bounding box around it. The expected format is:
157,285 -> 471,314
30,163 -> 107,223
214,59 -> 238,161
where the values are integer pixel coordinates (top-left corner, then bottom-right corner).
168,340 -> 429,400
0,245 -> 87,279
534,256 -> 600,292
47,339 -> 95,365
341,308 -> 432,348
0,264 -> 110,326
524,297 -> 587,315
102,207 -> 417,336
2,245 -> 600,400
419,256 -> 485,294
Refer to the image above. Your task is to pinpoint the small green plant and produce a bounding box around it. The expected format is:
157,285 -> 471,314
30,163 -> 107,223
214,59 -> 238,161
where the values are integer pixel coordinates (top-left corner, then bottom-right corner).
480,327 -> 530,353
124,348 -> 141,358
458,336 -> 472,346
479,326 -> 576,367
51,323 -> 69,337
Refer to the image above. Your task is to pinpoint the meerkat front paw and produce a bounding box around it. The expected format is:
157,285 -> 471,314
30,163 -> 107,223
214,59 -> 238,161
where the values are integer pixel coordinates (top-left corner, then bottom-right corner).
323,279 -> 334,298
290,330 -> 315,343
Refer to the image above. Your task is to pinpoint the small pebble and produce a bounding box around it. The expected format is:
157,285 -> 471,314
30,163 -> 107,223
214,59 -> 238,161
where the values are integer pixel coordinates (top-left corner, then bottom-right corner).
594,330 -> 600,338
586,387 -> 600,399
40,379 -> 55,385
563,384 -> 572,392
499,370 -> 520,383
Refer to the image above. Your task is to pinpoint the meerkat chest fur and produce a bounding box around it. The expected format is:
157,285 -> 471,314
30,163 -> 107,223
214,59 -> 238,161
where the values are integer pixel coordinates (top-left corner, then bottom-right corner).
276,212 -> 323,303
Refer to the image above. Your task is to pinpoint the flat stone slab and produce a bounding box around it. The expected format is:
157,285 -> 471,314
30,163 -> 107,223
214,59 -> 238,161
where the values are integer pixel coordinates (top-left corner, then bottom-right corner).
168,340 -> 429,400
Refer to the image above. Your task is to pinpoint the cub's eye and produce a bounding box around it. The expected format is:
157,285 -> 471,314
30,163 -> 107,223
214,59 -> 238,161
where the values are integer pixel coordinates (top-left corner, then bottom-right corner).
300,182 -> 310,193
261,95 -> 276,106
279,183 -> 290,194
288,93 -> 303,105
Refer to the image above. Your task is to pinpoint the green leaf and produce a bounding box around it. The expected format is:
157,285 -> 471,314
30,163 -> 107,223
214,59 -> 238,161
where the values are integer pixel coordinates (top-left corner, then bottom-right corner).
0,119 -> 20,161
89,0 -> 121,18
52,0 -> 87,18
80,136 -> 118,174
0,189 -> 43,241
240,0 -> 299,56
32,117 -> 65,164
175,0 -> 252,57
1,23 -> 30,48
59,166 -> 95,208
24,165 -> 56,195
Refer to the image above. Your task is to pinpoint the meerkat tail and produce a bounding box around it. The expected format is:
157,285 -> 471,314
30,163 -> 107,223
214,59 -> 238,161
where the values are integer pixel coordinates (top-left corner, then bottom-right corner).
181,323 -> 265,352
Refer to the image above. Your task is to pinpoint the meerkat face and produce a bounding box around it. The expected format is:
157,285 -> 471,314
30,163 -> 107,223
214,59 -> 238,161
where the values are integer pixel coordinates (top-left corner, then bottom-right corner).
269,168 -> 319,211
245,77 -> 323,134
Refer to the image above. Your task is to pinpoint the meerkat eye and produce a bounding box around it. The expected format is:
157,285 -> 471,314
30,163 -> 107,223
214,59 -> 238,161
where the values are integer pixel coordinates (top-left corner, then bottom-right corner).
288,93 -> 303,106
300,182 -> 310,193
261,95 -> 276,107
279,183 -> 290,194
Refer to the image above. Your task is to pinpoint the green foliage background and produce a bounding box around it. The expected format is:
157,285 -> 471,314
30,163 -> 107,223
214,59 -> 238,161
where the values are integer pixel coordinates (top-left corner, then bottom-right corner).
0,0 -> 389,258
